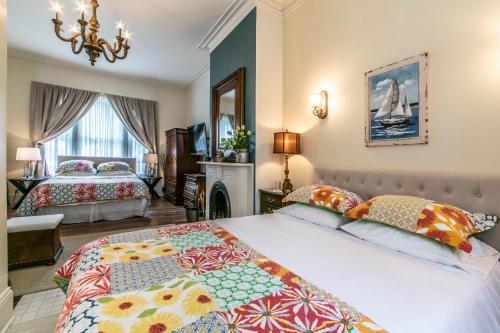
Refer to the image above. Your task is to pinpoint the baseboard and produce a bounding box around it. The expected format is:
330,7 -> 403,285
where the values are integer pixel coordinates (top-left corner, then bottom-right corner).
0,287 -> 14,333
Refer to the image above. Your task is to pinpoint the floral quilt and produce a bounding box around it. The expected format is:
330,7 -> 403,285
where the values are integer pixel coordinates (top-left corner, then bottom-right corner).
16,175 -> 150,217
54,221 -> 388,333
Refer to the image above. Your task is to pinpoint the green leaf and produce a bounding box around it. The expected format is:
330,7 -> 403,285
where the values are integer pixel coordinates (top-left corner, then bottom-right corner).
138,308 -> 157,318
183,280 -> 198,290
146,285 -> 164,291
125,250 -> 136,254
167,279 -> 184,289
97,297 -> 114,304
155,241 -> 167,246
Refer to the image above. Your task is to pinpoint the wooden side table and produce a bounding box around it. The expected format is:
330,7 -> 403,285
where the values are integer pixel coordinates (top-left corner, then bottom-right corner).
259,189 -> 285,214
137,175 -> 162,200
8,177 -> 50,209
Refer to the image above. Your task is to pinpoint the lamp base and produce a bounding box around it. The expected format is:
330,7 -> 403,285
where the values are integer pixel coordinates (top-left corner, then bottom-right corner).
23,161 -> 35,178
281,154 -> 293,196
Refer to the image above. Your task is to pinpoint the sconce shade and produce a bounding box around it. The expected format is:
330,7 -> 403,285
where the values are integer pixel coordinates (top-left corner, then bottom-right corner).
143,153 -> 158,164
16,147 -> 41,161
309,94 -> 322,107
273,132 -> 301,155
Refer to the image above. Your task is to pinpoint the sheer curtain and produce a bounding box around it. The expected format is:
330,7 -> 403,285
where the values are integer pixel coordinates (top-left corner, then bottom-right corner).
44,95 -> 147,174
219,114 -> 235,142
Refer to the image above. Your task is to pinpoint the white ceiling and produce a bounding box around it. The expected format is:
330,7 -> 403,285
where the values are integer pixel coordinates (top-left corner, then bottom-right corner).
8,0 -> 233,86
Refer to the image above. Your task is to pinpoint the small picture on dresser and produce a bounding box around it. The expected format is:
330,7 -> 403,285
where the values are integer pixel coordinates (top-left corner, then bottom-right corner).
365,53 -> 429,147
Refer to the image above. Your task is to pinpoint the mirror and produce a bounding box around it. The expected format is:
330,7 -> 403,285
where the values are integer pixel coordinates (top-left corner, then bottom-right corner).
211,68 -> 245,157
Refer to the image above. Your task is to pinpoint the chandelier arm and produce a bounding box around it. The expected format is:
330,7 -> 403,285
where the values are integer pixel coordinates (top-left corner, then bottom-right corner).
71,35 -> 86,55
52,20 -> 76,43
99,44 -> 118,63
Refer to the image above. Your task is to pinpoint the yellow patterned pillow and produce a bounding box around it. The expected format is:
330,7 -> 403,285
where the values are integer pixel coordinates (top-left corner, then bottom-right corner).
344,195 -> 478,252
283,184 -> 364,214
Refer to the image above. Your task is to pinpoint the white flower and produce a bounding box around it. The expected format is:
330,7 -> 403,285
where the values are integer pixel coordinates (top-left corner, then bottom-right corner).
247,130 -> 252,136
241,124 -> 245,130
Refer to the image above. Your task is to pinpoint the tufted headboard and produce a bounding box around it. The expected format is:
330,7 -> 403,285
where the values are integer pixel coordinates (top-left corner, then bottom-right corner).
57,156 -> 137,173
314,168 -> 500,250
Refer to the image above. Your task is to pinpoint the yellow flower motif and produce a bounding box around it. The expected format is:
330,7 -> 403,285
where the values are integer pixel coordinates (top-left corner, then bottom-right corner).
101,243 -> 130,254
119,252 -> 150,263
99,253 -> 115,264
102,295 -> 147,318
131,312 -> 183,333
97,320 -> 125,333
135,242 -> 153,251
153,245 -> 176,257
152,288 -> 181,307
182,288 -> 219,316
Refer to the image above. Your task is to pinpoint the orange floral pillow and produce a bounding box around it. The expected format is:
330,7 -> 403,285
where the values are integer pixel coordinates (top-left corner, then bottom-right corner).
283,184 -> 364,214
344,195 -> 479,252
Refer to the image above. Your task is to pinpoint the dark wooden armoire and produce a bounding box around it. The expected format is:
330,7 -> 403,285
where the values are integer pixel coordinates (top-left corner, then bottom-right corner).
163,128 -> 199,205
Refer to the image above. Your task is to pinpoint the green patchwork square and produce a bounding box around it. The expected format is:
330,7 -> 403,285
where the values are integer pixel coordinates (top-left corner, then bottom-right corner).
198,262 -> 286,311
168,231 -> 224,252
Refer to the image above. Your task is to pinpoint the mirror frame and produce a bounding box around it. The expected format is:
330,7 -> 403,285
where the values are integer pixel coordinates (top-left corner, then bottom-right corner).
211,67 -> 245,158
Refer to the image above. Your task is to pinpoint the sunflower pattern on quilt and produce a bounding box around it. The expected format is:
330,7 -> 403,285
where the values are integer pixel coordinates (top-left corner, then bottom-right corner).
344,195 -> 480,252
54,222 -> 389,333
16,175 -> 150,217
283,184 -> 364,213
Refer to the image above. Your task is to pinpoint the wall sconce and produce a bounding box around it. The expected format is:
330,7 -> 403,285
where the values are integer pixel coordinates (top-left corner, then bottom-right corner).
309,90 -> 328,119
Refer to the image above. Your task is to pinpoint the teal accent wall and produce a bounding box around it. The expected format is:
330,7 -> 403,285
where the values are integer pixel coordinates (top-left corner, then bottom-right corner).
210,8 -> 256,162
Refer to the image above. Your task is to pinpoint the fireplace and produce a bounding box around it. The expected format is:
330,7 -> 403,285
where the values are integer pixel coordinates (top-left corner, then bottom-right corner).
209,181 -> 231,219
199,162 -> 254,219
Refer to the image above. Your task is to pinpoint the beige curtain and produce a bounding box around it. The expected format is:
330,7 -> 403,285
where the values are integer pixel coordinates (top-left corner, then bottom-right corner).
29,81 -> 99,175
106,94 -> 159,154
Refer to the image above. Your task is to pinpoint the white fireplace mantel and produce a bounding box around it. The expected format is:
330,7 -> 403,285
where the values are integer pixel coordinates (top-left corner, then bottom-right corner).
198,161 -> 254,218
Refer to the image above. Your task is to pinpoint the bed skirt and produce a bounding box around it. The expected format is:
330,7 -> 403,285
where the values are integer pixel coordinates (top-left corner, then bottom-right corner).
36,199 -> 150,224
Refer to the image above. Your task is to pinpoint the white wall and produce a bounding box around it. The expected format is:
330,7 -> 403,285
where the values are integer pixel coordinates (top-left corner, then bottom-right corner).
0,0 -> 14,330
185,68 -> 210,126
283,0 -> 500,185
255,6 -> 284,211
7,56 -> 187,188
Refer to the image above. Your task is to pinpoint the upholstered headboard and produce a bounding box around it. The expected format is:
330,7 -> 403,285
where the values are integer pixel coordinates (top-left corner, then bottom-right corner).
57,156 -> 137,173
314,168 -> 500,250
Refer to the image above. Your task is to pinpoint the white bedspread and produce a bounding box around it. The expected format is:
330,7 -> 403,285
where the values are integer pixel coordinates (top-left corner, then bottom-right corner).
218,213 -> 500,333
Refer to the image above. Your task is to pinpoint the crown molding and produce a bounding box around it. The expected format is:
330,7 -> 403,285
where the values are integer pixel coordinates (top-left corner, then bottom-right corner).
184,62 -> 210,88
198,0 -> 256,53
198,0 -> 306,53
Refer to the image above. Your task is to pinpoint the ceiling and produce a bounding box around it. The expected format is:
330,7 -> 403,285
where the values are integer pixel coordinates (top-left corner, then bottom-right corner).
8,0 -> 233,86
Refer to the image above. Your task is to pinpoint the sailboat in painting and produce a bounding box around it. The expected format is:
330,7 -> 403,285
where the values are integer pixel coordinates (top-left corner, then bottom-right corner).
374,78 -> 412,127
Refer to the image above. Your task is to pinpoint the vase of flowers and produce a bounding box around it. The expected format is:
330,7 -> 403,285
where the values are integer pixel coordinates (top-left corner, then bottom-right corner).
221,125 -> 253,163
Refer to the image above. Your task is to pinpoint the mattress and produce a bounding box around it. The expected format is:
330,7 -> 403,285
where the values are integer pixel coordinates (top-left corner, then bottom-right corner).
218,213 -> 500,333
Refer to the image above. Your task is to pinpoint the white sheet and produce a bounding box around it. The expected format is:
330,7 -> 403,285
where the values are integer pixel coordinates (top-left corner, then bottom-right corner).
218,213 -> 500,333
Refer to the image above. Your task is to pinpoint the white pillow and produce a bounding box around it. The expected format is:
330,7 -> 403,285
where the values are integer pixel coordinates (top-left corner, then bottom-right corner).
341,220 -> 499,279
275,203 -> 353,230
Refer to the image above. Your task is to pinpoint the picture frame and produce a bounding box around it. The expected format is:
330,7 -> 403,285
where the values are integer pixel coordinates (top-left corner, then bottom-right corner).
365,53 -> 429,147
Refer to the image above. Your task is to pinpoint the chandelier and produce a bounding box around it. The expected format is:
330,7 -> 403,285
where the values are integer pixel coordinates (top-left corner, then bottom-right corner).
51,0 -> 131,66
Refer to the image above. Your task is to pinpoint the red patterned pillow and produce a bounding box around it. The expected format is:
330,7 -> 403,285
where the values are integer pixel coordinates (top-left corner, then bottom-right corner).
56,160 -> 95,174
283,184 -> 364,213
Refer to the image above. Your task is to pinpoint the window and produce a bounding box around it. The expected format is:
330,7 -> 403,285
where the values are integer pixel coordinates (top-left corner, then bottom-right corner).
45,96 -> 148,174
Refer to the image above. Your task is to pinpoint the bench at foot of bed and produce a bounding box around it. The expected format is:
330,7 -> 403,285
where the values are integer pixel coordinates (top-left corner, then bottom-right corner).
7,214 -> 64,269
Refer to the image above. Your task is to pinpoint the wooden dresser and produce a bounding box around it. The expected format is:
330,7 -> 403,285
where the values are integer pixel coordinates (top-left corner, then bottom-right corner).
259,189 -> 285,214
164,128 -> 199,205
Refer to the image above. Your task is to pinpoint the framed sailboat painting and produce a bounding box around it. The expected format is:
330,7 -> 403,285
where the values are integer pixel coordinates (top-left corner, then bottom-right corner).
365,53 -> 429,147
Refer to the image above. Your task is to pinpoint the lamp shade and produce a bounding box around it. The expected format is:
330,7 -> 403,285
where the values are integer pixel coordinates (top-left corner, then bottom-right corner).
143,153 -> 158,164
273,132 -> 301,154
16,147 -> 41,161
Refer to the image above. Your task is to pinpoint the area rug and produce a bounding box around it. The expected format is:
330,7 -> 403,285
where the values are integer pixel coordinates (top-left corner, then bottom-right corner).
8,227 -> 148,296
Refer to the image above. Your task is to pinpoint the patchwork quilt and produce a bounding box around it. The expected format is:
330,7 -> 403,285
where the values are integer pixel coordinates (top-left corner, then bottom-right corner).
16,175 -> 150,217
54,221 -> 389,333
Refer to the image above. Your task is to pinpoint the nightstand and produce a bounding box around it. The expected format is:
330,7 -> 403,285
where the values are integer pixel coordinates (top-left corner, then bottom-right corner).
137,175 -> 162,200
259,189 -> 285,214
8,177 -> 50,209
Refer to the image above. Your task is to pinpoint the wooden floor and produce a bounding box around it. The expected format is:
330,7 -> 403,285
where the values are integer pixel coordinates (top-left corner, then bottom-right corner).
60,199 -> 187,237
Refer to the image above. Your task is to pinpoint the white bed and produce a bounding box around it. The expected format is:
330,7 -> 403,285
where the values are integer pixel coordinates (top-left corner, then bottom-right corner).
218,213 -> 500,333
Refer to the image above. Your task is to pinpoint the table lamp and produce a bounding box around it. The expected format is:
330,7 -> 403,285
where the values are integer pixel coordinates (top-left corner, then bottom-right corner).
16,147 -> 41,178
143,153 -> 158,176
273,131 -> 301,195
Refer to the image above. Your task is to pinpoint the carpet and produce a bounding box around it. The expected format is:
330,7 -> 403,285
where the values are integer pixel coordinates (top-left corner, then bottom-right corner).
8,227 -> 148,296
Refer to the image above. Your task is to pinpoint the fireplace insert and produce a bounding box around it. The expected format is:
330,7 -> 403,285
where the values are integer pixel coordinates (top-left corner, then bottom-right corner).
209,181 -> 231,219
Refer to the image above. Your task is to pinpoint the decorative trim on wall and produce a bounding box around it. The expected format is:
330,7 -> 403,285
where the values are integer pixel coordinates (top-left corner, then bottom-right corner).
198,0 -> 256,52
0,287 -> 13,333
198,0 -> 306,52
184,62 -> 210,88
